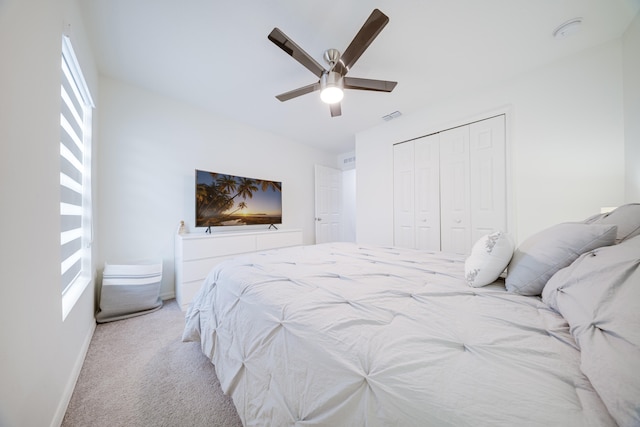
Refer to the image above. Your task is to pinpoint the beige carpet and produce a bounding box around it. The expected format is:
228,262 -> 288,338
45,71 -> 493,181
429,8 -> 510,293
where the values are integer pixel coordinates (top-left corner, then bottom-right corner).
62,299 -> 243,427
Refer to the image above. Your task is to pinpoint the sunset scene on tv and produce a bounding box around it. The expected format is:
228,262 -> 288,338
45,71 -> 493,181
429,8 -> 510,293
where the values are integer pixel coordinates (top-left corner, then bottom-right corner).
196,170 -> 282,227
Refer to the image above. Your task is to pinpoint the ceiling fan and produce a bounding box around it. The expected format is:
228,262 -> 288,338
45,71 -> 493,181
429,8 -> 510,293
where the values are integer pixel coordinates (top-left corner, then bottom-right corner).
268,8 -> 397,117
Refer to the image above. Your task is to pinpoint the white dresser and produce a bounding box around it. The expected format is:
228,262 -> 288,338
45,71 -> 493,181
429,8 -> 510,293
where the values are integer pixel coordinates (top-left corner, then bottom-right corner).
174,229 -> 303,311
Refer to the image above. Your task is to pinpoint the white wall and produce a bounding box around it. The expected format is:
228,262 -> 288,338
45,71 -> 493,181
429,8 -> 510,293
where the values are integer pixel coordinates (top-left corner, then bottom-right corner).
623,12 -> 640,201
0,1 -> 98,426
356,39 -> 626,246
97,77 -> 337,298
341,169 -> 357,242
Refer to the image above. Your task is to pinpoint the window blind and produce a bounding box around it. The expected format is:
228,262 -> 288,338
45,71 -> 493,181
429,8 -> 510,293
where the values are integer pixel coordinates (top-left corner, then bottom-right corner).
60,37 -> 92,295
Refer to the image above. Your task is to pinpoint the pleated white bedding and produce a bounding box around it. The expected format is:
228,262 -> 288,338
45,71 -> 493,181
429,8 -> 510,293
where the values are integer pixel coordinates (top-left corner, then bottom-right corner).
183,242 -> 615,426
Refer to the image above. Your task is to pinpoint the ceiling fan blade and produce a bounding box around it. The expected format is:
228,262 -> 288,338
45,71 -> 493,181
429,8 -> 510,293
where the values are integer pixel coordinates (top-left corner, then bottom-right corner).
330,103 -> 342,117
334,9 -> 389,75
275,81 -> 321,102
343,76 -> 397,92
268,28 -> 326,78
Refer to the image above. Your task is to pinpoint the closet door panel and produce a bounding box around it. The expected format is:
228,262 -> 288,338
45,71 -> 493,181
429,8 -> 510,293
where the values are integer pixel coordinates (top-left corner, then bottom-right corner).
392,114 -> 507,254
470,115 -> 506,244
414,134 -> 441,251
393,142 -> 415,248
440,126 -> 471,254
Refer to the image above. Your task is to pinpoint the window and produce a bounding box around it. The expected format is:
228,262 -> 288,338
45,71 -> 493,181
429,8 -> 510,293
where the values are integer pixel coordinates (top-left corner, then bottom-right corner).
60,36 -> 94,319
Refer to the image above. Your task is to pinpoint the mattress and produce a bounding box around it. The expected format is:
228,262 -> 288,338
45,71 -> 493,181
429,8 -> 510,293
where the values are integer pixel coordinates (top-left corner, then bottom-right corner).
183,242 -> 616,426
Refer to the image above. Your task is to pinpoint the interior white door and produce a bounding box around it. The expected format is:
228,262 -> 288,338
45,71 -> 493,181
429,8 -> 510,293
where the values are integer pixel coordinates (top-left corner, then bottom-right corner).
414,134 -> 441,250
469,115 -> 507,244
440,125 -> 471,254
314,165 -> 342,244
393,142 -> 415,248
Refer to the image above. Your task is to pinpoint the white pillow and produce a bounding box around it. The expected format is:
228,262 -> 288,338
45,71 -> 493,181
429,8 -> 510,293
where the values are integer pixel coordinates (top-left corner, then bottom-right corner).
505,222 -> 617,296
465,231 -> 514,287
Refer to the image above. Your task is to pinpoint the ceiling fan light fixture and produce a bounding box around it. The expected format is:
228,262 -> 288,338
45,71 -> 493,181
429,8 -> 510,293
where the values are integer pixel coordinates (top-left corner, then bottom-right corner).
320,71 -> 344,104
320,87 -> 344,104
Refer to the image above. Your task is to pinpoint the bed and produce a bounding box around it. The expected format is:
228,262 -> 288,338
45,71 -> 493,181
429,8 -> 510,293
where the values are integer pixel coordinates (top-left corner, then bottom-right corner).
183,204 -> 640,426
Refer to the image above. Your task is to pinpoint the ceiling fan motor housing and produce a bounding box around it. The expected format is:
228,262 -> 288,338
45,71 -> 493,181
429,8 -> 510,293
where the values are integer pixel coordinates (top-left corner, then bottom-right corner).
321,71 -> 343,89
320,71 -> 344,104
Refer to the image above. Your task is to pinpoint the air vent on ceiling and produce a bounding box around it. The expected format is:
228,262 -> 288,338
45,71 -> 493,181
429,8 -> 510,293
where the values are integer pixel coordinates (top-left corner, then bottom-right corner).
338,152 -> 356,170
343,156 -> 356,166
382,111 -> 402,121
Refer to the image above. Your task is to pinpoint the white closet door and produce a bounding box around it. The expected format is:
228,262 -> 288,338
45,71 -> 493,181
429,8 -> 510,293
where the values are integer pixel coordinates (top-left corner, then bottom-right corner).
469,115 -> 506,244
393,115 -> 507,254
414,134 -> 440,250
440,126 -> 471,254
393,142 -> 415,248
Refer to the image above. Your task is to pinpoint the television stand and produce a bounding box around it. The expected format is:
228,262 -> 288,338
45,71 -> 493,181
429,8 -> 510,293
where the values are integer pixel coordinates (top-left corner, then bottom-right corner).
268,224 -> 278,230
174,229 -> 303,311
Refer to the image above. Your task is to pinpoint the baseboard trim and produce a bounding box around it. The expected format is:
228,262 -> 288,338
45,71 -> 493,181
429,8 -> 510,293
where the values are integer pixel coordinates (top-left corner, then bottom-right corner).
161,291 -> 176,301
50,320 -> 96,427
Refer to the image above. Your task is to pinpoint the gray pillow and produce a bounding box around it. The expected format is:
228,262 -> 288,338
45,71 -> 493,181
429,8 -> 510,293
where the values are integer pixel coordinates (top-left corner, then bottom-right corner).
505,222 -> 617,295
590,203 -> 640,243
542,235 -> 640,427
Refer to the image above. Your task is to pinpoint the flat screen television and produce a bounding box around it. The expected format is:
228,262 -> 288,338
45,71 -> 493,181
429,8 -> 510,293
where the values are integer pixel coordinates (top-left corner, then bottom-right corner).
195,169 -> 282,228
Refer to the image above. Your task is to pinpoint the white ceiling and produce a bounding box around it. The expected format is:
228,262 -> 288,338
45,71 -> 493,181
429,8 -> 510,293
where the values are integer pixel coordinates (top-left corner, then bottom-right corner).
79,0 -> 639,154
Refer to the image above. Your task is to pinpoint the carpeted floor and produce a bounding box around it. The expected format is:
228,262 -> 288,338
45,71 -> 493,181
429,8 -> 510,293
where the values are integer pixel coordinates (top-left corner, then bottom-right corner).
62,299 -> 243,427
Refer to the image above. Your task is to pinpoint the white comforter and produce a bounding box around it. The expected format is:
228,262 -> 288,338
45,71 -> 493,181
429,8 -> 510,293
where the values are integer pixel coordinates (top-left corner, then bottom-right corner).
183,243 -> 615,426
